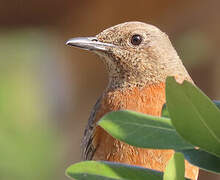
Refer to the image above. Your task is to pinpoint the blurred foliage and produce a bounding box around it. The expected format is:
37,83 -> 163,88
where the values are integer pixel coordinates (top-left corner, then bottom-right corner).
0,30 -> 60,180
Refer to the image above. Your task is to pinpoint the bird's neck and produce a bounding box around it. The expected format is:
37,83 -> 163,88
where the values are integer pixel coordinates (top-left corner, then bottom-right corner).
98,49 -> 193,91
106,76 -> 149,90
101,82 -> 166,116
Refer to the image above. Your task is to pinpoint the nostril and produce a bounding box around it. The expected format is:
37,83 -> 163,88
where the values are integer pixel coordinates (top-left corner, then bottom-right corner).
92,38 -> 98,42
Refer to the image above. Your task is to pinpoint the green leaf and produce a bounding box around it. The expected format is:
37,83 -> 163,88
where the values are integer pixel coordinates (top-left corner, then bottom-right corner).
66,161 -> 163,180
162,100 -> 220,118
166,77 -> 220,157
163,152 -> 185,180
98,110 -> 193,150
181,149 -> 220,174
161,104 -> 170,118
213,100 -> 220,109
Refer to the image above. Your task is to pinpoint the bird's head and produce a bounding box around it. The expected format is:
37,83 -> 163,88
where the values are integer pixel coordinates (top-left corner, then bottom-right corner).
67,22 -> 191,89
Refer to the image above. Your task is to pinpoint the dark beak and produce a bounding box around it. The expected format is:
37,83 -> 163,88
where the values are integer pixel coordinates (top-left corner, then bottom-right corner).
66,37 -> 115,51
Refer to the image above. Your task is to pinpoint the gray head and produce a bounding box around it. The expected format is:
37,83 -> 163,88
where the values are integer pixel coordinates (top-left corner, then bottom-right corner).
67,22 -> 191,89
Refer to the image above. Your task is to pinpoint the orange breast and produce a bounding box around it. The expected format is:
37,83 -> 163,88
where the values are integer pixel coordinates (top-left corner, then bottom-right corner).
92,82 -> 198,180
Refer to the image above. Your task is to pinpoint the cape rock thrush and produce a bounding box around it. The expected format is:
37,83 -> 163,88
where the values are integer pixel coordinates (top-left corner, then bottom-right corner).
66,21 -> 199,180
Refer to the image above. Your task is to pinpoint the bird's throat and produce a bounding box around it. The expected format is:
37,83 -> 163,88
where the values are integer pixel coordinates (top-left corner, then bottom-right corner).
102,82 -> 166,115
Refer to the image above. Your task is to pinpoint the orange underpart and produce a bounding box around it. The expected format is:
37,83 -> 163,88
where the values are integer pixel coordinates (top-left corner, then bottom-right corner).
91,82 -> 198,180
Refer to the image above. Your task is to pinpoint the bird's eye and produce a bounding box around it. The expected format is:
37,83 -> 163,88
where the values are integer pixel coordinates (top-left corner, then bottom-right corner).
131,34 -> 142,46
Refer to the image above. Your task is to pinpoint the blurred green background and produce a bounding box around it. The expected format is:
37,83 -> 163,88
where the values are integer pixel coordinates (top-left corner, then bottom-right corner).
1,0 -> 220,180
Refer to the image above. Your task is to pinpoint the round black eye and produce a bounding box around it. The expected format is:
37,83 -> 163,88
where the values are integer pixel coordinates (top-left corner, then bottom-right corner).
131,34 -> 142,46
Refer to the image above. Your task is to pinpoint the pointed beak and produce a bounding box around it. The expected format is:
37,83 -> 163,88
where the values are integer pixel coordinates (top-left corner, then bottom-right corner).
66,37 -> 115,51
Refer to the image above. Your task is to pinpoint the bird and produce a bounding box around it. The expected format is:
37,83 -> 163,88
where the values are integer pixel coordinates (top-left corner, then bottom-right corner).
66,21 -> 199,180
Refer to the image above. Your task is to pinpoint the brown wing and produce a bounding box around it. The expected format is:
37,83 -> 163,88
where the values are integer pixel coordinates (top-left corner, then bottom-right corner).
81,96 -> 102,160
